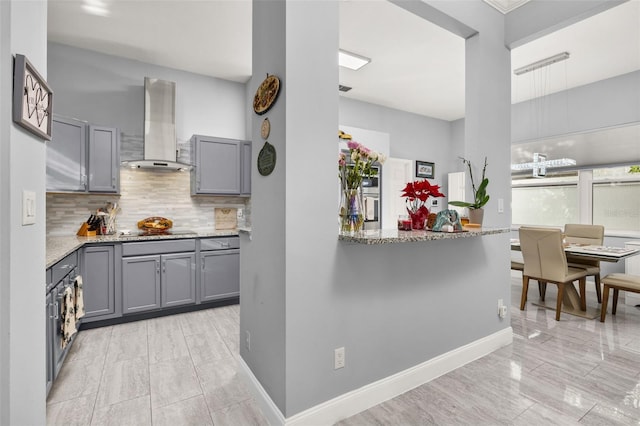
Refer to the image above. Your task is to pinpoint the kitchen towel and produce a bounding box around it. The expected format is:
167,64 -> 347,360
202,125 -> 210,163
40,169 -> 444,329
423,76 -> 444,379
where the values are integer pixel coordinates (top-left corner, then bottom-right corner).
60,286 -> 77,349
74,275 -> 85,320
364,197 -> 376,221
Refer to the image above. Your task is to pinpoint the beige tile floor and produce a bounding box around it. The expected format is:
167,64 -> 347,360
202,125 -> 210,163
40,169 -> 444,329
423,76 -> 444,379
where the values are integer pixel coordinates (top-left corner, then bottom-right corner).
46,304 -> 268,426
49,277 -> 640,425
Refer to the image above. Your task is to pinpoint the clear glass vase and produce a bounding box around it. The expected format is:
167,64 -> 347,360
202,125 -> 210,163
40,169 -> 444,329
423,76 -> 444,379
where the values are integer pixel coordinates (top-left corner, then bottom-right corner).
339,187 -> 364,233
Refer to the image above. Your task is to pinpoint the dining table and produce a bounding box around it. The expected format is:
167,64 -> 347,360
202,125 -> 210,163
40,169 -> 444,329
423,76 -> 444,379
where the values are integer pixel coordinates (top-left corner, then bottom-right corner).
511,239 -> 640,319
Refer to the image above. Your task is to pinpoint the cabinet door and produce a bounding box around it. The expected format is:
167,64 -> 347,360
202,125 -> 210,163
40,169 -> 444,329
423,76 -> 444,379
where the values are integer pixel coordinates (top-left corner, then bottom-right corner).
241,141 -> 252,196
193,136 -> 241,194
82,245 -> 115,319
161,253 -> 196,308
47,116 -> 87,192
200,250 -> 240,303
88,125 -> 120,193
122,255 -> 161,314
46,292 -> 53,396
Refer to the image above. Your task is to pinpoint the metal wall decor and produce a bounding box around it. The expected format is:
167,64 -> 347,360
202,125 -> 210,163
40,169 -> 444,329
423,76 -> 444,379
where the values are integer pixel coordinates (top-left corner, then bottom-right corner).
261,117 -> 271,139
253,74 -> 280,115
13,54 -> 53,140
257,141 -> 276,176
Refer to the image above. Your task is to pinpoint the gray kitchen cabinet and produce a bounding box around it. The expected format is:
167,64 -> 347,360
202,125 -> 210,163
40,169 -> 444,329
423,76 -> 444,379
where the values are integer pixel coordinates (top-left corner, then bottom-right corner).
122,240 -> 196,314
88,125 -> 120,193
161,252 -> 196,307
45,290 -> 53,395
81,245 -> 121,322
46,115 -> 120,193
241,141 -> 252,196
122,255 -> 161,314
47,116 -> 87,192
199,237 -> 240,303
191,135 -> 248,195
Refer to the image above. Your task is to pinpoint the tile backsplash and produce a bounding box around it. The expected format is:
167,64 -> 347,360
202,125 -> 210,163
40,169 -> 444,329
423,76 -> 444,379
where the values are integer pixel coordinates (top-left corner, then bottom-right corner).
46,132 -> 251,236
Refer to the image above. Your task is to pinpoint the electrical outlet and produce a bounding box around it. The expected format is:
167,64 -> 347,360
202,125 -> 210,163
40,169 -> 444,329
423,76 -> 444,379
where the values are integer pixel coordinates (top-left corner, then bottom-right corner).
497,299 -> 506,319
498,198 -> 504,213
334,347 -> 345,370
245,330 -> 251,351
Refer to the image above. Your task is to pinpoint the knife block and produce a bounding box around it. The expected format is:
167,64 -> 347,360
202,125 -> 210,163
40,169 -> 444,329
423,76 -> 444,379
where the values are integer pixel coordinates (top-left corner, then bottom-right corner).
76,222 -> 97,237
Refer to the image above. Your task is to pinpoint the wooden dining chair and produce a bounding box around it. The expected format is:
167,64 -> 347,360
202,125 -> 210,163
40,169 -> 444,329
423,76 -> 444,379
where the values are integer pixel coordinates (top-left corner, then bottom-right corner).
519,227 -> 589,321
564,224 -> 605,303
600,273 -> 640,322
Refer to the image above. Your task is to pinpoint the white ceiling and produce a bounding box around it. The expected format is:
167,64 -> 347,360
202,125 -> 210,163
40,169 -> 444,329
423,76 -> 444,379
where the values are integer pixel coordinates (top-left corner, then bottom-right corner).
47,0 -> 639,124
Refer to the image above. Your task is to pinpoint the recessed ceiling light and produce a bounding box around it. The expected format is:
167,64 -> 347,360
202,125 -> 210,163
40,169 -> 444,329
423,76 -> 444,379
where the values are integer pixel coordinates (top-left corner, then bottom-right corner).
82,0 -> 110,17
339,49 -> 371,71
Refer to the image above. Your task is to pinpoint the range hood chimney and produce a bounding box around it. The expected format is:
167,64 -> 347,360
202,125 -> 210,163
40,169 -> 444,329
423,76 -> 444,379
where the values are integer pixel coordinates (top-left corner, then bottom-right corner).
123,77 -> 190,171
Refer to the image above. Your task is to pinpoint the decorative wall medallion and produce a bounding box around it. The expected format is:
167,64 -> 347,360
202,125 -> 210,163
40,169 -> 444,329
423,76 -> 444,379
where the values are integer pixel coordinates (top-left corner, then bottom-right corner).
261,117 -> 271,139
253,74 -> 280,115
257,141 -> 276,176
13,54 -> 53,140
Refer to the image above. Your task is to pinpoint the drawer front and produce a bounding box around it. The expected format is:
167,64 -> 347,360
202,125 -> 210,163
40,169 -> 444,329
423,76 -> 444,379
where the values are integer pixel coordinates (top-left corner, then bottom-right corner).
52,251 -> 78,284
200,237 -> 240,251
122,239 -> 196,256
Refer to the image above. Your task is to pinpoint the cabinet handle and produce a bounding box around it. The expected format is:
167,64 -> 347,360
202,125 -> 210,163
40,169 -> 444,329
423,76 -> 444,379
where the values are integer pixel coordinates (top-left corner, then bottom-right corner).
54,301 -> 59,320
156,260 -> 160,274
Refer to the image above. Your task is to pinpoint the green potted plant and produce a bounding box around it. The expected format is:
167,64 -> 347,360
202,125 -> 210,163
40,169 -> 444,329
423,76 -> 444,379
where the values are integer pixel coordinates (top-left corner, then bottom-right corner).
449,156 -> 489,225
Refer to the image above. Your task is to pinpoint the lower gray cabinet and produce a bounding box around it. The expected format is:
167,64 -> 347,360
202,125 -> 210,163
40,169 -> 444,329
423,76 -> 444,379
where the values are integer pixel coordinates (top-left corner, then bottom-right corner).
45,291 -> 53,395
82,245 -> 118,321
122,255 -> 161,314
200,249 -> 240,302
162,252 -> 196,308
122,251 -> 196,314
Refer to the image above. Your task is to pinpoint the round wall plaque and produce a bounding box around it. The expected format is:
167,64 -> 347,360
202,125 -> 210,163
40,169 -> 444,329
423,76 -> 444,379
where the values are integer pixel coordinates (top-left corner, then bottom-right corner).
253,74 -> 280,115
257,141 -> 276,176
260,117 -> 271,139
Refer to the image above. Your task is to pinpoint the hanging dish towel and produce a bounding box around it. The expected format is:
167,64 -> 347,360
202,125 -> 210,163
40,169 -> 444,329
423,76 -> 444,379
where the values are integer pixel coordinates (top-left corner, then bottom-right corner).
74,275 -> 85,320
60,286 -> 77,350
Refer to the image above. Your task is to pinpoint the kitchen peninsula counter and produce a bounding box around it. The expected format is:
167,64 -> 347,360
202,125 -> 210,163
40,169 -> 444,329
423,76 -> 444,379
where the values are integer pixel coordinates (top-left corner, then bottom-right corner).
46,229 -> 240,268
338,227 -> 510,245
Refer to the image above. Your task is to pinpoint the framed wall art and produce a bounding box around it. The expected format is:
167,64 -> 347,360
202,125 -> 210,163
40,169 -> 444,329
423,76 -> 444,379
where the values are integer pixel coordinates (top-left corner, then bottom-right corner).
13,54 -> 53,140
416,160 -> 434,179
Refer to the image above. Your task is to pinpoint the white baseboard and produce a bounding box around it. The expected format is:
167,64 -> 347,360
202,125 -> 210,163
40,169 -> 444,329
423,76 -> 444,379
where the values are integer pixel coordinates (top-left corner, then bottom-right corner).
239,327 -> 513,426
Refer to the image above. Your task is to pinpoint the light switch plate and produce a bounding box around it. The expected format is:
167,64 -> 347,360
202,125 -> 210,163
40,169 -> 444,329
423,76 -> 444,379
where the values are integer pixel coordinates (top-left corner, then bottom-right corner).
22,190 -> 36,225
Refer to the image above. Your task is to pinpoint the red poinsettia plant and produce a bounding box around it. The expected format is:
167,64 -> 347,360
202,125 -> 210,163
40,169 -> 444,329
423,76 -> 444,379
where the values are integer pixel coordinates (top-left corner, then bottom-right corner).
401,179 -> 445,229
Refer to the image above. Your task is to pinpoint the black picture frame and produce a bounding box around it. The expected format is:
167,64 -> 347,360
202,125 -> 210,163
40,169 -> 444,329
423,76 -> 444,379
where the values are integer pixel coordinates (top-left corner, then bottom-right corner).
416,161 -> 434,179
13,54 -> 53,140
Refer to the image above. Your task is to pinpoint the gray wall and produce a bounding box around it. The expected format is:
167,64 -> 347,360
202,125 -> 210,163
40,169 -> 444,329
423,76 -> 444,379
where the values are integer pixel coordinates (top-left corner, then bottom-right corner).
512,70 -> 640,142
242,0 -> 512,418
0,1 -> 48,423
48,42 -> 248,142
505,0 -> 625,48
240,0 -> 287,413
339,97 -> 457,186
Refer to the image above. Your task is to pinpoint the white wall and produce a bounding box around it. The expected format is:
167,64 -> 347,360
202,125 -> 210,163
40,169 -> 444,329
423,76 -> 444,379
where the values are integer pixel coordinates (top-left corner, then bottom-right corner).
0,0 -> 48,424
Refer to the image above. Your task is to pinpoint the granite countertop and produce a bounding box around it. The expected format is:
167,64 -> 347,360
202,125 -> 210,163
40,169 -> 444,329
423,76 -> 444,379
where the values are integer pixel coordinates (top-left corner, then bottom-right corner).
46,229 -> 241,269
338,227 -> 510,245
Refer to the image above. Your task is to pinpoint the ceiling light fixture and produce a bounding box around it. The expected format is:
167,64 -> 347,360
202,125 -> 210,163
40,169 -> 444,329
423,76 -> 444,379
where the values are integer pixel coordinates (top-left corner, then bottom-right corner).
513,52 -> 570,76
511,153 -> 576,177
339,49 -> 371,71
82,0 -> 110,17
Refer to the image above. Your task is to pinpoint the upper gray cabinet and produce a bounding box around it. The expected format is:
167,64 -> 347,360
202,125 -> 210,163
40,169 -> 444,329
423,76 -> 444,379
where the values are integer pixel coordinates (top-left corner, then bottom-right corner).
241,141 -> 251,196
47,115 -> 120,193
88,125 -> 120,193
191,135 -> 251,195
47,116 -> 87,192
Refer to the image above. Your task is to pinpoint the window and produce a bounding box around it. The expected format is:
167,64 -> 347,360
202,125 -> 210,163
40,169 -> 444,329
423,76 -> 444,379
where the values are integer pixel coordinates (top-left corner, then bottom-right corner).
592,166 -> 640,232
512,174 -> 579,226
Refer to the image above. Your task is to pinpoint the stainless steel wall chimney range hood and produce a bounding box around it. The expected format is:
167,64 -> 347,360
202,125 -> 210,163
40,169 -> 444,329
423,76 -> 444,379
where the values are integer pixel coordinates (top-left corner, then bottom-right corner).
123,77 -> 190,171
